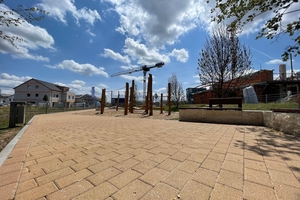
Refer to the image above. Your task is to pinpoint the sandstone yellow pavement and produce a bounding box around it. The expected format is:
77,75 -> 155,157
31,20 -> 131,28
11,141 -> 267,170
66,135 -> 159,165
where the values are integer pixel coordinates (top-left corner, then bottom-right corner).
0,109 -> 300,199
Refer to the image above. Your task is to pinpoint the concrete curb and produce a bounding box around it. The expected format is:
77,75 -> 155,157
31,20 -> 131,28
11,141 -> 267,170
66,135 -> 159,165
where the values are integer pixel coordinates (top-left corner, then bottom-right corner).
0,116 -> 35,167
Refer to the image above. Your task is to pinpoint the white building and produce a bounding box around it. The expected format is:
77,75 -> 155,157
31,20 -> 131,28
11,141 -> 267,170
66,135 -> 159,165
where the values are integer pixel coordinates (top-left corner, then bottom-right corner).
14,78 -> 75,107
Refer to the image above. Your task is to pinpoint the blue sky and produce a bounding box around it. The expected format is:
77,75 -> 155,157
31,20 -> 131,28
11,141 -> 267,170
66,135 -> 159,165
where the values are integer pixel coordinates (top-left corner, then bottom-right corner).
0,0 -> 299,99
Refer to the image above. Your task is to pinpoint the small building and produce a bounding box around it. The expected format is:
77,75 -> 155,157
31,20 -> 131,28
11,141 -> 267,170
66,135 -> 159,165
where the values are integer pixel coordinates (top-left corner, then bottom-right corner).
75,94 -> 99,108
186,87 -> 206,104
14,78 -> 75,107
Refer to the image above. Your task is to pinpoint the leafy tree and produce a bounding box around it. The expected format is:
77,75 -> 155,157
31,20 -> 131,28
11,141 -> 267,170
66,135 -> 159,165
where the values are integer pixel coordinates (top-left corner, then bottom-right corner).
43,94 -> 48,102
168,73 -> 185,109
197,24 -> 253,98
209,0 -> 300,60
0,0 -> 49,47
154,93 -> 159,102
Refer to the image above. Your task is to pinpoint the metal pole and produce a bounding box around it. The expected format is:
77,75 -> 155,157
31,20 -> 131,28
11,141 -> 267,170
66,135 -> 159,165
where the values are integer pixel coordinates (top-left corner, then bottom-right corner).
116,91 -> 120,111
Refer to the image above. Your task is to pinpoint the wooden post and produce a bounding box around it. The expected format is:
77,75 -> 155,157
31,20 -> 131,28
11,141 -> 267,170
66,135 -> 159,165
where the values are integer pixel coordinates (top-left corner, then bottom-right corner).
149,74 -> 153,116
160,93 -> 163,114
116,91 -> 119,111
144,95 -> 148,114
124,82 -> 129,115
168,82 -> 171,115
101,88 -> 106,114
130,80 -> 134,113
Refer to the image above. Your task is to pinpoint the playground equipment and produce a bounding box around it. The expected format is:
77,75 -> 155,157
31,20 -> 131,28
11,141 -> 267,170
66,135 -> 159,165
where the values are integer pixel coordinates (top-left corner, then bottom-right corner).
111,62 -> 164,103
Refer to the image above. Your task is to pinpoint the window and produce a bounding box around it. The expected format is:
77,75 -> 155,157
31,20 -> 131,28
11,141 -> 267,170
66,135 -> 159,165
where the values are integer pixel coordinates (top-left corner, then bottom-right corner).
27,85 -> 31,89
35,93 -> 39,97
56,95 -> 58,98
27,93 -> 30,97
35,85 -> 39,89
72,96 -> 74,99
68,95 -> 71,99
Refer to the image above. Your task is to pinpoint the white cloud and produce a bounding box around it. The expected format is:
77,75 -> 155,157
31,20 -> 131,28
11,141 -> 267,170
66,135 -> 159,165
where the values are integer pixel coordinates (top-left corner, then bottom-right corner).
98,84 -> 109,89
266,59 -> 286,65
124,38 -> 170,64
106,0 -> 200,47
0,73 -> 32,94
0,4 -> 55,61
101,49 -> 130,64
170,48 -> 189,62
46,60 -> 109,77
120,74 -> 144,83
87,29 -> 96,37
37,0 -> 101,25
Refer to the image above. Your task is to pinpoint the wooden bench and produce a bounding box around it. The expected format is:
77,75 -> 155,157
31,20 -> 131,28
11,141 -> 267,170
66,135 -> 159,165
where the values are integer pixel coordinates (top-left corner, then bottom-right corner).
208,98 -> 243,110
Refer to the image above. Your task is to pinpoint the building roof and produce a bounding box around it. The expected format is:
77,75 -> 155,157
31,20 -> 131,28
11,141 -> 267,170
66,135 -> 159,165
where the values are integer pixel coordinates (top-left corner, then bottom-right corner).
14,78 -> 68,92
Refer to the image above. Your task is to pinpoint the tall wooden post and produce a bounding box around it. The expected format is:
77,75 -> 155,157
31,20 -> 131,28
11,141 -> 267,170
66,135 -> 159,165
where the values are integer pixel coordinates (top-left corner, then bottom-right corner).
124,82 -> 129,115
160,93 -> 163,114
116,91 -> 120,111
168,82 -> 171,115
130,80 -> 135,113
101,88 -> 106,114
149,74 -> 153,116
144,95 -> 148,114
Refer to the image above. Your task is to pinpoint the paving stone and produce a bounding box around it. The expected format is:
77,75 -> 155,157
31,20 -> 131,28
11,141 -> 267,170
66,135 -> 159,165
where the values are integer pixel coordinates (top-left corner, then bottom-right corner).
43,160 -> 77,174
16,179 -> 37,194
244,168 -> 273,187
2,155 -> 26,166
55,169 -> 93,189
87,167 -> 121,186
109,169 -> 142,189
149,153 -> 169,163
0,183 -> 16,200
268,169 -> 300,188
187,152 -> 207,163
207,152 -> 226,162
132,160 -> 158,174
273,182 -> 300,200
177,160 -> 200,174
139,167 -> 169,186
114,158 -> 140,171
0,162 -> 23,175
20,168 -> 45,183
192,167 -> 219,188
0,170 -> 20,187
162,169 -> 191,190
72,182 -> 117,200
210,183 -> 243,200
35,167 -> 74,186
70,158 -> 100,172
221,159 -> 243,174
15,182 -> 58,200
225,153 -> 243,163
264,159 -> 292,173
217,170 -> 243,190
201,158 -> 222,172
179,180 -> 212,200
47,179 -> 93,200
244,181 -> 276,200
112,179 -> 152,200
170,151 -> 189,162
88,159 -> 117,174
244,159 -> 267,172
141,183 -> 179,200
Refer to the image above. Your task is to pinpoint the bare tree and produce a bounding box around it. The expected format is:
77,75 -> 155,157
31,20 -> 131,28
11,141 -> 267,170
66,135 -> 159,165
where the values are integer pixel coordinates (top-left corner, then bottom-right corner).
0,0 -> 49,47
197,24 -> 253,98
168,73 -> 185,109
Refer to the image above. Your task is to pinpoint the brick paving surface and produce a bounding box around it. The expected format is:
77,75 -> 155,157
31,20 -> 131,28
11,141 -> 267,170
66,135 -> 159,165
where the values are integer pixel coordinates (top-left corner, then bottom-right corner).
1,109 -> 300,200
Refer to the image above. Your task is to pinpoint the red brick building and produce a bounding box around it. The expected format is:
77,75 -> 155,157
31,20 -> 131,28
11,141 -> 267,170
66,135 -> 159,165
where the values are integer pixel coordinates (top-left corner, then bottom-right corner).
194,70 -> 300,104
